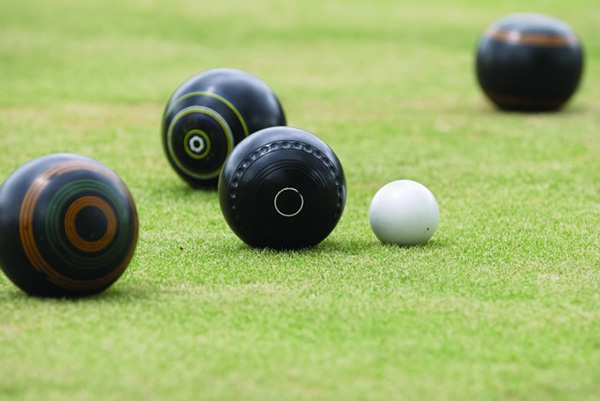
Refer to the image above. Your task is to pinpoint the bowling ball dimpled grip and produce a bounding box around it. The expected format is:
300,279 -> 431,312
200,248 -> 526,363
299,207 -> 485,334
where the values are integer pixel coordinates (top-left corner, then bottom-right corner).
218,127 -> 346,250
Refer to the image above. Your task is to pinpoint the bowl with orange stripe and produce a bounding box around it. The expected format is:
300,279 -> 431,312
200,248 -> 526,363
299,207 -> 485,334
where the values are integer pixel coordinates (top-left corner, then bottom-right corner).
0,153 -> 138,298
476,13 -> 584,111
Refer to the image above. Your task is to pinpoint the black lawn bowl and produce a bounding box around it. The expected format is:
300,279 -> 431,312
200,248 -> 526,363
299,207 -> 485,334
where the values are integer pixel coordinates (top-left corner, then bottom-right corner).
476,13 -> 584,111
218,127 -> 346,250
0,153 -> 138,298
162,68 -> 286,188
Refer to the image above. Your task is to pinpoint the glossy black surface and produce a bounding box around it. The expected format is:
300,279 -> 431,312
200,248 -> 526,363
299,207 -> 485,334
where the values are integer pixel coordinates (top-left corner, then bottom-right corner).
219,127 -> 346,250
0,154 -> 138,298
162,68 -> 286,188
476,13 -> 584,111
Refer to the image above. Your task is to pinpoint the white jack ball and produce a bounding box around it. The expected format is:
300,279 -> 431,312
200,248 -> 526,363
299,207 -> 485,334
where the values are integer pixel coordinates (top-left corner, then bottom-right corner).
369,180 -> 439,246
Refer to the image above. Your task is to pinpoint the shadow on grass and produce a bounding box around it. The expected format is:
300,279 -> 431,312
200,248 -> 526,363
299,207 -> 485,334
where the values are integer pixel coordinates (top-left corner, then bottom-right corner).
476,101 -> 588,116
318,237 -> 449,253
0,282 -> 156,304
219,236 -> 449,256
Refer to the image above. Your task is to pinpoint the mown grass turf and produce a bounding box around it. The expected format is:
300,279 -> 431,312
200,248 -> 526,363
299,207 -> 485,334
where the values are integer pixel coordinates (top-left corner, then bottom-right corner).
1,0 -> 599,400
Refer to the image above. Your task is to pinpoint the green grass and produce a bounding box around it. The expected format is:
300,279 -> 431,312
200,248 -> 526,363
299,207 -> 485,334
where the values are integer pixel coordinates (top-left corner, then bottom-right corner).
1,0 -> 599,400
